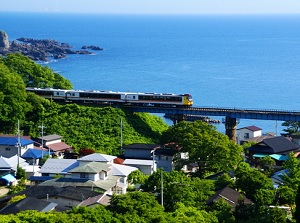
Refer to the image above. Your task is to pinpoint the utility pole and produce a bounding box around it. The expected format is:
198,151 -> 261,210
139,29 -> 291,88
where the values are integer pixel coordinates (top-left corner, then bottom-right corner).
161,170 -> 164,207
39,123 -> 46,158
16,120 -> 21,166
120,118 -> 126,153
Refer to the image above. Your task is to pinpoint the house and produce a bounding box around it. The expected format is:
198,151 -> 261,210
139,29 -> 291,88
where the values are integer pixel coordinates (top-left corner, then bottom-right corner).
122,143 -> 180,172
236,126 -> 262,144
247,136 -> 300,166
0,135 -> 34,158
206,186 -> 253,210
34,134 -> 72,158
33,153 -> 138,195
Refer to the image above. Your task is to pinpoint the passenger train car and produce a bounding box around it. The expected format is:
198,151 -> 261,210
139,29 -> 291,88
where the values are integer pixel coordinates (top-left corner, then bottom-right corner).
26,88 -> 193,107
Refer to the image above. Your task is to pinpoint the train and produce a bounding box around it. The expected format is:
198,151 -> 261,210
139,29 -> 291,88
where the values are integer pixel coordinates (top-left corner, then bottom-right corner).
26,87 -> 193,107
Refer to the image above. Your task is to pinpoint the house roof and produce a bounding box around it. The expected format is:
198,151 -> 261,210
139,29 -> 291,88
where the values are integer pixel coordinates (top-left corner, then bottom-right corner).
78,194 -> 111,207
237,125 -> 262,132
0,136 -> 34,146
114,157 -> 125,164
0,155 -> 27,170
0,174 -> 16,183
111,164 -> 138,176
38,177 -> 120,191
78,153 -> 116,162
0,197 -> 60,214
207,186 -> 253,208
47,142 -> 72,152
21,149 -> 53,159
122,143 -> 161,150
244,134 -> 275,143
39,158 -> 78,174
54,186 -> 101,201
154,148 -> 177,156
123,159 -> 153,166
37,134 -> 62,142
69,162 -> 111,173
248,136 -> 300,154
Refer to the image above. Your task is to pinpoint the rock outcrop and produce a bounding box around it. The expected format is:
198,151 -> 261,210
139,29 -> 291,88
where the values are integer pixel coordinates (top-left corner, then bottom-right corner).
0,31 -> 103,61
0,31 -> 10,49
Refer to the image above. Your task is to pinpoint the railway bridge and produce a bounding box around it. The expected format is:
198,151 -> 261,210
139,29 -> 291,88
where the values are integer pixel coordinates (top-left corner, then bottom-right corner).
126,106 -> 300,142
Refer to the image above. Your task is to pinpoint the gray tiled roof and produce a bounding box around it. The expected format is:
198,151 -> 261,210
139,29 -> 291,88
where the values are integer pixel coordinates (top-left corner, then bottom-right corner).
38,134 -> 62,141
40,158 -> 78,174
249,136 -> 300,154
78,153 -> 116,162
0,197 -> 59,214
207,186 -> 253,208
69,162 -> 111,173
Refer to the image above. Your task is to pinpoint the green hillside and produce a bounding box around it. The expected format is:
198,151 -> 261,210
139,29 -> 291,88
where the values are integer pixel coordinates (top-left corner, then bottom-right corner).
0,53 -> 169,154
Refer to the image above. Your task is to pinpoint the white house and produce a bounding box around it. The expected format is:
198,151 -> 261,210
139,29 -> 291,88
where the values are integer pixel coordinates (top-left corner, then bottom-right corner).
35,153 -> 137,195
236,125 -> 262,144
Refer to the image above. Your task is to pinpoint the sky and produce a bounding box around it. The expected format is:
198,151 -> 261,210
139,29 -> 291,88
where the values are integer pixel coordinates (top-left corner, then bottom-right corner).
1,0 -> 300,14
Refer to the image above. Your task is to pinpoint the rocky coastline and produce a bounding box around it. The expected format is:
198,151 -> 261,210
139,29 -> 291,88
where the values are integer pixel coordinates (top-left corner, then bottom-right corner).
0,31 -> 103,61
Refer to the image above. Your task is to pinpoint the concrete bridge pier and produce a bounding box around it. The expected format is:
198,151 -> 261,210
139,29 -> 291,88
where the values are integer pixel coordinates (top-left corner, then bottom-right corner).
173,114 -> 186,125
223,116 -> 238,142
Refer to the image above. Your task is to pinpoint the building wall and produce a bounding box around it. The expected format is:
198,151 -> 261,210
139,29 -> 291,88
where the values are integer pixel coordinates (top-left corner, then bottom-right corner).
45,139 -> 61,145
0,145 -> 30,158
237,129 -> 262,143
157,155 -> 173,172
124,149 -> 152,159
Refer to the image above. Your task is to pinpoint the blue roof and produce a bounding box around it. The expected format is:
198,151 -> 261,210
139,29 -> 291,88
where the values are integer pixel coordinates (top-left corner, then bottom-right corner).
21,149 -> 53,159
253,153 -> 267,158
0,137 -> 34,146
1,174 -> 16,183
269,154 -> 289,161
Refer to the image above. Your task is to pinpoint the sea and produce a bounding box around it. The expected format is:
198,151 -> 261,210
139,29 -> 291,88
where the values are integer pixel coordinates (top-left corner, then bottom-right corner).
1,12 -> 300,135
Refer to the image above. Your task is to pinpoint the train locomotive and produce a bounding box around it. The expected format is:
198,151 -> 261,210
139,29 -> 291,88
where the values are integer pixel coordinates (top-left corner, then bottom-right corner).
26,87 -> 193,107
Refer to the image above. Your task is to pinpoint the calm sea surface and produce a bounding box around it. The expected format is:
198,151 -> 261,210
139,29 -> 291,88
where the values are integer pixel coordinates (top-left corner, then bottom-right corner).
1,12 -> 300,134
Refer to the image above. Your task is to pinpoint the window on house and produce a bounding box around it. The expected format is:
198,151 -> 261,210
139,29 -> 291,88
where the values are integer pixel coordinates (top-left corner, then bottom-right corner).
80,173 -> 88,178
5,147 -> 10,151
244,133 -> 249,139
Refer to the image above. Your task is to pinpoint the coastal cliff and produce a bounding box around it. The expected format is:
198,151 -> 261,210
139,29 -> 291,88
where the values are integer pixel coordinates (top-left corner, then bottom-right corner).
0,31 -> 103,61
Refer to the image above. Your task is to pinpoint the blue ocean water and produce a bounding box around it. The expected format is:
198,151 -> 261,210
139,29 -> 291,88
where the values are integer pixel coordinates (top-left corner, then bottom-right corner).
1,12 -> 300,134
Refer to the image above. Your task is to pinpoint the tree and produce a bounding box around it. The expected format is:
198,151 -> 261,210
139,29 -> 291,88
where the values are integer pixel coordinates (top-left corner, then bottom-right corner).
295,184 -> 300,223
128,169 -> 148,185
2,53 -> 72,89
160,121 -> 243,176
282,152 -> 300,190
235,162 -> 274,202
259,156 -> 276,177
0,61 -> 31,133
214,173 -> 235,191
210,199 -> 235,223
169,202 -> 218,223
141,170 -> 215,212
108,191 -> 167,222
16,165 -> 26,180
282,121 -> 300,135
